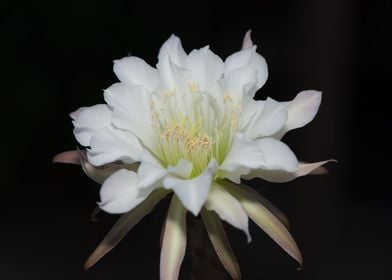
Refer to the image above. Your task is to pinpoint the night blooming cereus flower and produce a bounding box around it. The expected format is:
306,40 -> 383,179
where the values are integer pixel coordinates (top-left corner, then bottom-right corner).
54,31 -> 333,279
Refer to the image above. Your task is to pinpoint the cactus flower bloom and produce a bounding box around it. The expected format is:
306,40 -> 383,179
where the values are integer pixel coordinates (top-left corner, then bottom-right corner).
54,30 -> 332,280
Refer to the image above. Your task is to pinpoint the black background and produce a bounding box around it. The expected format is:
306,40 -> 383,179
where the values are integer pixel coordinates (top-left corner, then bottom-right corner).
1,0 -> 391,279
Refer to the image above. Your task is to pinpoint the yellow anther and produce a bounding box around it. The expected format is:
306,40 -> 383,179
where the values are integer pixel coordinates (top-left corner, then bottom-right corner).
223,93 -> 233,102
188,82 -> 198,93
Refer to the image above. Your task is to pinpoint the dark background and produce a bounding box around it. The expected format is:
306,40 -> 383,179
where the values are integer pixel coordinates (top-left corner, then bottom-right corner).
1,0 -> 391,279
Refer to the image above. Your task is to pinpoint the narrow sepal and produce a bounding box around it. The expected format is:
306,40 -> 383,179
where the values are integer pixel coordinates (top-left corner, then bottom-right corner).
84,189 -> 168,269
201,208 -> 241,280
79,149 -> 134,184
160,195 -> 187,280
223,181 -> 302,267
236,183 -> 290,228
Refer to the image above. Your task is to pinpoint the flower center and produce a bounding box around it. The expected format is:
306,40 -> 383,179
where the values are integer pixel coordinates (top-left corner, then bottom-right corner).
151,83 -> 240,177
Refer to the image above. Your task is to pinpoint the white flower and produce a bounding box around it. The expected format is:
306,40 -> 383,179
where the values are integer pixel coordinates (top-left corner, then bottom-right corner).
54,31 -> 333,280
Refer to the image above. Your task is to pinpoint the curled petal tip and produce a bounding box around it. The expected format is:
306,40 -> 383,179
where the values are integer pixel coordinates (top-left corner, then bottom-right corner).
69,108 -> 83,120
242,30 -> 253,49
52,150 -> 80,165
296,256 -> 303,271
246,234 -> 252,244
298,159 -> 337,177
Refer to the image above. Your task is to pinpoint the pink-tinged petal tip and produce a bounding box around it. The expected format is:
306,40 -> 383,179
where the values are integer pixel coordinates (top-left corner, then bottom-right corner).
242,30 -> 253,49
52,150 -> 80,165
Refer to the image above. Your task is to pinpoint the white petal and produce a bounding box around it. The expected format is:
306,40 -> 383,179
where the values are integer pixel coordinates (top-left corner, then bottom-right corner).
72,104 -> 112,146
99,169 -> 150,214
256,138 -> 298,173
222,67 -> 258,101
158,34 -> 187,67
242,139 -> 300,182
156,54 -> 188,93
185,46 -> 224,92
275,90 -> 322,139
87,128 -> 143,166
137,151 -> 167,189
104,83 -> 154,149
286,90 -> 322,130
113,56 -> 159,92
220,134 -> 264,183
224,46 -> 268,91
163,160 -> 218,216
205,183 -> 251,242
242,97 -> 288,139
167,159 -> 193,179
241,30 -> 253,49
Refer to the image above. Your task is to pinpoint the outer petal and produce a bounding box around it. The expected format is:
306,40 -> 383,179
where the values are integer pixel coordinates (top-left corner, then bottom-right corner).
224,46 -> 268,92
99,169 -> 151,214
137,151 -> 167,189
286,90 -> 322,130
72,104 -> 112,146
242,98 -> 288,139
256,138 -> 298,172
88,128 -> 143,166
220,134 -> 264,183
244,160 -> 334,183
185,46 -> 224,92
104,83 -> 154,149
158,34 -> 187,67
205,183 -> 251,242
160,195 -> 187,280
113,56 -> 159,92
275,90 -> 322,139
163,160 -> 218,216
